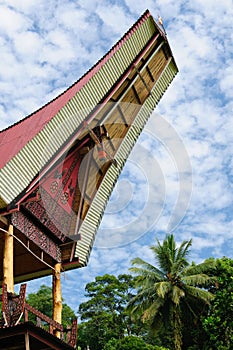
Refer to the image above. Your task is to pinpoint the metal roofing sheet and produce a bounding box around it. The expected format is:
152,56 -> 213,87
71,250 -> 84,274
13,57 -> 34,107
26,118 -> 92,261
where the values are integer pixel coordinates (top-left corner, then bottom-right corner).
0,10 -> 152,170
75,60 -> 178,265
0,13 -> 164,208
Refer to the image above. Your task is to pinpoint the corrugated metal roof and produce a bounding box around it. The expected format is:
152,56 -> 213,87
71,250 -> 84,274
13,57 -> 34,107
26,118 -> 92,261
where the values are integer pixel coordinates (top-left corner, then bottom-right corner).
0,11 -> 178,278
0,10 -> 152,169
0,11 -> 162,208
75,59 -> 178,265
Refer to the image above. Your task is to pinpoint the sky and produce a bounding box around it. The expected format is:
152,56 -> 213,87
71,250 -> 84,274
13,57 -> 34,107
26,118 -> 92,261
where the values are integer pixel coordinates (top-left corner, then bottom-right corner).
0,0 -> 233,313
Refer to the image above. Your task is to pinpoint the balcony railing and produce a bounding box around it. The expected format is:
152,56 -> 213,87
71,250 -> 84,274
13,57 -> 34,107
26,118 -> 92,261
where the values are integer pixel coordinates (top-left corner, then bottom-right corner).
0,283 -> 77,348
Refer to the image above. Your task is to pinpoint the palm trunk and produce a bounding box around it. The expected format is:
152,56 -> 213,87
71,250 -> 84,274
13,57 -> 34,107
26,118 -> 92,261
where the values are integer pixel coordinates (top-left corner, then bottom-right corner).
173,307 -> 182,350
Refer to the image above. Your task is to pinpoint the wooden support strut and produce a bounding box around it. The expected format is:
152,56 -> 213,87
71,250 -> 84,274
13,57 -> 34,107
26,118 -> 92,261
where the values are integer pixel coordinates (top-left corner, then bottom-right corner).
84,122 -> 117,167
52,262 -> 62,338
133,63 -> 152,95
3,224 -> 14,293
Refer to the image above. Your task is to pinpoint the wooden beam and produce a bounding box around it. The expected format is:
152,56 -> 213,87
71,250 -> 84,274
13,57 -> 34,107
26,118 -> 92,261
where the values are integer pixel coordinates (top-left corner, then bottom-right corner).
74,149 -> 93,237
52,262 -> 62,338
3,224 -> 14,293
117,105 -> 128,127
132,85 -> 141,104
146,65 -> 155,82
141,57 -> 155,82
133,63 -> 152,95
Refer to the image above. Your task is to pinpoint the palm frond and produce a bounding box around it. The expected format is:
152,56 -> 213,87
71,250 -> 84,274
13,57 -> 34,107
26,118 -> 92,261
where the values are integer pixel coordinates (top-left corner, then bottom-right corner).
154,281 -> 171,298
130,257 -> 165,277
129,233 -> 215,349
185,260 -> 216,276
183,285 -> 213,304
127,291 -> 163,318
128,284 -> 159,304
182,273 -> 216,287
172,285 -> 185,305
171,258 -> 188,277
176,238 -> 192,262
181,298 -> 199,319
130,270 -> 166,289
171,239 -> 192,275
141,297 -> 165,322
151,235 -> 175,273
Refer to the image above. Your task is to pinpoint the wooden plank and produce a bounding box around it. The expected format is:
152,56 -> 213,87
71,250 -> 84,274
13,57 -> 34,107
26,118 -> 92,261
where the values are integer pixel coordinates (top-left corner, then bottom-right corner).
134,73 -> 151,103
119,100 -> 141,125
147,49 -> 167,81
110,79 -> 130,101
25,302 -> 63,331
122,86 -> 139,105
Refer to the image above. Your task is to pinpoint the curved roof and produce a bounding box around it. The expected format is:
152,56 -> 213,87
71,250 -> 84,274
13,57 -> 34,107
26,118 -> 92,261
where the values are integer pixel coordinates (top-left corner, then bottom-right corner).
0,10 -> 178,281
0,10 -> 152,170
0,9 -> 168,209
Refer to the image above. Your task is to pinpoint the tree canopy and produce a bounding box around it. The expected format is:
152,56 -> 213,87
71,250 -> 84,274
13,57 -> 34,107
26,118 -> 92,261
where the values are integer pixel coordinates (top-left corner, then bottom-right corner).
103,335 -> 169,350
24,237 -> 233,350
202,257 -> 233,349
26,284 -> 76,328
128,234 -> 215,350
78,274 -> 135,350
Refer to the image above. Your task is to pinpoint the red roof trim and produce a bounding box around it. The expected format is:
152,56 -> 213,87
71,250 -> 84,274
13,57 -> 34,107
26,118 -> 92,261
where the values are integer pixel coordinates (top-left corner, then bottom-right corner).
0,10 -> 151,169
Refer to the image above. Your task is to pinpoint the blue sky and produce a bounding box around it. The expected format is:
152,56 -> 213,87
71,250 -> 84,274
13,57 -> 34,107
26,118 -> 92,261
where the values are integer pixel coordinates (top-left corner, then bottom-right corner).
1,0 -> 233,313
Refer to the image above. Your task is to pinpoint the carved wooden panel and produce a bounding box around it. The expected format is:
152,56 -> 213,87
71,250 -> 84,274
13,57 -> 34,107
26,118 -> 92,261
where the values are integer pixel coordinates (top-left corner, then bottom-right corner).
11,212 -> 61,262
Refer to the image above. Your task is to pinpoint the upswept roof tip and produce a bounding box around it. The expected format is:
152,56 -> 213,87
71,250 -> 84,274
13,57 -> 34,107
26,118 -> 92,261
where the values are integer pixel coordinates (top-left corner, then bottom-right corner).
0,9 -> 151,135
0,9 -> 154,171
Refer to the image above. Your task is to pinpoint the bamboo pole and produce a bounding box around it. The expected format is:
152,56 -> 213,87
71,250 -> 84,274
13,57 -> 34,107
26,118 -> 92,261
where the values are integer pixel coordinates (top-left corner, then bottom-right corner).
52,262 -> 62,337
3,224 -> 14,293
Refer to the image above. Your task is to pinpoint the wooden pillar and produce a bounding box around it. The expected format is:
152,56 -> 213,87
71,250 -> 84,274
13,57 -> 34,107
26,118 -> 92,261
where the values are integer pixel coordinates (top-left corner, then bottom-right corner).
52,262 -> 62,337
3,224 -> 14,293
25,332 -> 30,350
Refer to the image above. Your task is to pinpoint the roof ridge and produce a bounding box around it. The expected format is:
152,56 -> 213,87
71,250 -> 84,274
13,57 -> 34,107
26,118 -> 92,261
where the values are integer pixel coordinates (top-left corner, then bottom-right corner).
0,9 -> 151,134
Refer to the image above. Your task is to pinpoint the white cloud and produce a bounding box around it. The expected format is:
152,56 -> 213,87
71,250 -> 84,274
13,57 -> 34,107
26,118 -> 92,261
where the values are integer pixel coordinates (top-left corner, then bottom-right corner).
95,3 -> 134,36
1,0 -> 233,311
0,5 -> 31,35
219,64 -> 233,98
13,30 -> 43,60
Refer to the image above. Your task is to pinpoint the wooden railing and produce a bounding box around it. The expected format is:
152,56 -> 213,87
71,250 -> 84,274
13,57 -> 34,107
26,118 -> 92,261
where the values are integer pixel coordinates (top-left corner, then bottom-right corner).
0,283 -> 77,348
24,302 -> 77,346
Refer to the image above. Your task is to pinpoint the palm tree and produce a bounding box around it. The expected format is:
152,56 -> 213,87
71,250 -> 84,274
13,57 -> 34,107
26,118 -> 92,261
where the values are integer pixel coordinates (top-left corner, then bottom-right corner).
128,234 -> 215,350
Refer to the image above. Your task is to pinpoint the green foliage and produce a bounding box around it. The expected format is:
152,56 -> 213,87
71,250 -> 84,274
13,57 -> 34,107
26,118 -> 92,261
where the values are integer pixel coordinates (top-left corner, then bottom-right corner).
103,335 -> 169,350
78,274 -> 136,350
26,284 -> 76,328
76,238 -> 232,350
128,234 -> 215,350
27,285 -> 53,319
202,257 -> 233,349
62,302 -> 77,328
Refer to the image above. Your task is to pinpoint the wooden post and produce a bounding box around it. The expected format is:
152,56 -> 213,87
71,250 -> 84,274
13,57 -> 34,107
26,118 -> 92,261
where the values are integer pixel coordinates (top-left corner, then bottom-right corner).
3,224 -> 14,293
52,262 -> 62,338
25,332 -> 30,350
